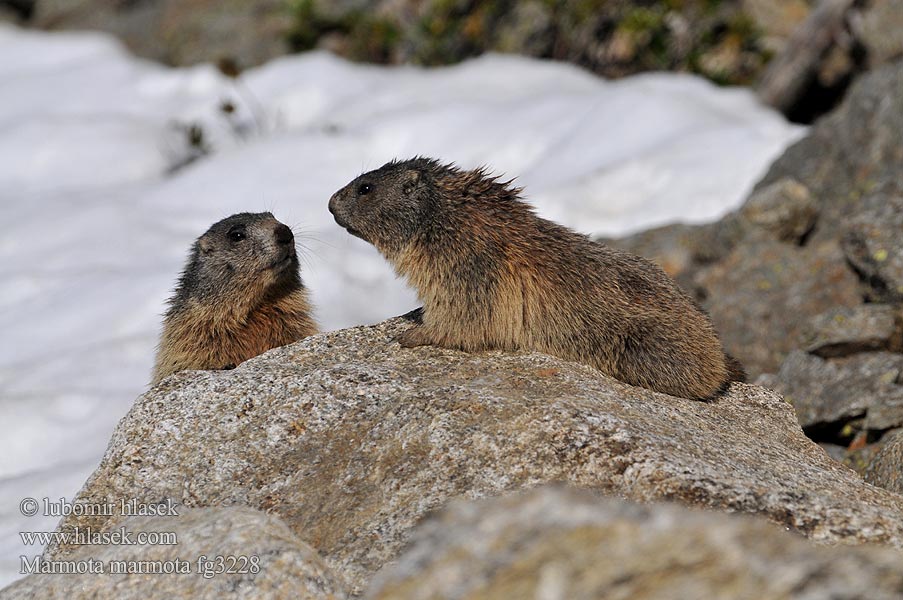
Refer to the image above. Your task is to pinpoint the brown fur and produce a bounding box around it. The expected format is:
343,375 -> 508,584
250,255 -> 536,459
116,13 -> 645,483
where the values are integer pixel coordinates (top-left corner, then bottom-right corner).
329,158 -> 742,400
151,212 -> 317,385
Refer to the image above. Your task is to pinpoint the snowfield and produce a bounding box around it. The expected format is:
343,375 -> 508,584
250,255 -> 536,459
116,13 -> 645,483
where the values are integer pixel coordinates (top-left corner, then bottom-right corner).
0,23 -> 804,587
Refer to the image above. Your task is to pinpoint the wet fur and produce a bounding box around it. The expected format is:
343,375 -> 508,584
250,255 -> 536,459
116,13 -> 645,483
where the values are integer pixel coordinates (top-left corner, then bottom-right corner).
329,158 -> 741,400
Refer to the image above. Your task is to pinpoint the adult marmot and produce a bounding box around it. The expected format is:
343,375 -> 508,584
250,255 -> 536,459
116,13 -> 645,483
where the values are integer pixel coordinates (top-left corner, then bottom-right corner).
329,158 -> 742,399
152,212 -> 317,384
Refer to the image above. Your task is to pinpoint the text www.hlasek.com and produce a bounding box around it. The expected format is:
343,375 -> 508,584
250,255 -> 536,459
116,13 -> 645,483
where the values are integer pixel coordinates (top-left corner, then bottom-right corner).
20,527 -> 177,547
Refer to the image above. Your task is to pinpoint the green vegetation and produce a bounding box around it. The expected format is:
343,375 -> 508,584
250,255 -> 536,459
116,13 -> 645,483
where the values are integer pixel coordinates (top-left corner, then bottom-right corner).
284,0 -> 772,86
286,0 -> 400,62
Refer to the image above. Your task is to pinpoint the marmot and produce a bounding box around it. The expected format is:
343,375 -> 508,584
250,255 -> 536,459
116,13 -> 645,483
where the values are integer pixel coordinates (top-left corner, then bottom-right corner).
328,157 -> 743,400
151,212 -> 317,385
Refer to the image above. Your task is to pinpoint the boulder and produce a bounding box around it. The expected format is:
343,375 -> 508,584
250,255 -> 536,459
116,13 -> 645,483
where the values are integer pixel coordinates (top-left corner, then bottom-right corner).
1,506 -> 348,600
841,193 -> 903,303
756,62 -> 903,232
762,350 -> 903,431
367,486 -> 903,600
738,177 -> 818,243
44,317 -> 903,593
802,304 -> 900,357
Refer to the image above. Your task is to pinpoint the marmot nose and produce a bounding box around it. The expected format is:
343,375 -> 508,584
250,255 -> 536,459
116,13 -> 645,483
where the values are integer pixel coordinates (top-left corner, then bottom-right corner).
274,223 -> 294,246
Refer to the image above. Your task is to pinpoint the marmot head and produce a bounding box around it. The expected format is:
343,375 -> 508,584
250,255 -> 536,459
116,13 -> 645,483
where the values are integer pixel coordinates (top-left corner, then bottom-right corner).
175,212 -> 300,305
328,157 -> 450,256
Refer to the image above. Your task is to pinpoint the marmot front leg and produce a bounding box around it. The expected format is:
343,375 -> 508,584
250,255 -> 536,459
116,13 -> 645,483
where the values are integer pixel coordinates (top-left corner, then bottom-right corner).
396,325 -> 435,348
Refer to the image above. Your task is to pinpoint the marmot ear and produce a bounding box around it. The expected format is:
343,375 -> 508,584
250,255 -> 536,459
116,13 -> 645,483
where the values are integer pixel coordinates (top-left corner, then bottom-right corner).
402,170 -> 420,195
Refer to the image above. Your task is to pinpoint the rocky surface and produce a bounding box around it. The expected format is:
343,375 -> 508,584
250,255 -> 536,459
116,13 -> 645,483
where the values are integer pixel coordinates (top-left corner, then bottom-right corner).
842,193 -> 903,303
802,305 -> 901,357
738,177 -> 818,243
866,430 -> 903,494
762,350 -> 903,431
695,238 -> 861,375
39,317 -> 903,594
2,506 -> 348,600
367,486 -> 903,600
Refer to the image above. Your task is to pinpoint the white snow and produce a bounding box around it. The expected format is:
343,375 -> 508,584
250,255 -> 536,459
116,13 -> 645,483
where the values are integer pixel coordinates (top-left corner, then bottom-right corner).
0,23 -> 804,587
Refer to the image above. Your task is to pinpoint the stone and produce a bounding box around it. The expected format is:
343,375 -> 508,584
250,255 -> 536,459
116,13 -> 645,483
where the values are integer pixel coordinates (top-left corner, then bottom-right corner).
866,389 -> 903,431
756,63 -> 903,235
44,318 -> 903,594
366,486 -> 903,600
842,193 -> 903,302
742,0 -> 810,50
766,351 -> 866,429
765,350 -> 903,430
31,0 -> 772,85
856,0 -> 903,68
1,506 -> 348,599
802,304 -> 900,357
866,430 -> 903,494
0,0 -> 32,23
739,177 -> 818,243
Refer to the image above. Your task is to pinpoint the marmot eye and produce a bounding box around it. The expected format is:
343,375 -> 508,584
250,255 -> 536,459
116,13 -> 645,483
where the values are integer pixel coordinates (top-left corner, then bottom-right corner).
227,226 -> 246,242
357,183 -> 373,196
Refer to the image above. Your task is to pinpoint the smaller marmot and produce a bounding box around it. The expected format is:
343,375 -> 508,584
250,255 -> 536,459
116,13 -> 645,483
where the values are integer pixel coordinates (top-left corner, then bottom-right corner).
151,212 -> 317,385
329,157 -> 743,400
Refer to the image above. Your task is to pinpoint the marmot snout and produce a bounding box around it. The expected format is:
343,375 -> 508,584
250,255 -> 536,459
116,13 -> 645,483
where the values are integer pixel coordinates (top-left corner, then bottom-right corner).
151,212 -> 317,384
330,158 -> 742,400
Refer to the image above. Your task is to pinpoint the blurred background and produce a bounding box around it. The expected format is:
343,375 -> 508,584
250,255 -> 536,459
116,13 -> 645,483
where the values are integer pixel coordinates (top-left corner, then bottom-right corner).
1,0 -> 901,589
6,0 -> 901,123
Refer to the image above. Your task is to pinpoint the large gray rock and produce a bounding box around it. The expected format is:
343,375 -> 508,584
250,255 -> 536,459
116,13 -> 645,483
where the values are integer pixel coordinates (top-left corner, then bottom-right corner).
842,193 -> 903,302
366,486 -> 903,600
765,350 -> 903,430
45,318 -> 903,593
1,506 -> 347,600
802,304 -> 900,357
757,61 -> 903,234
